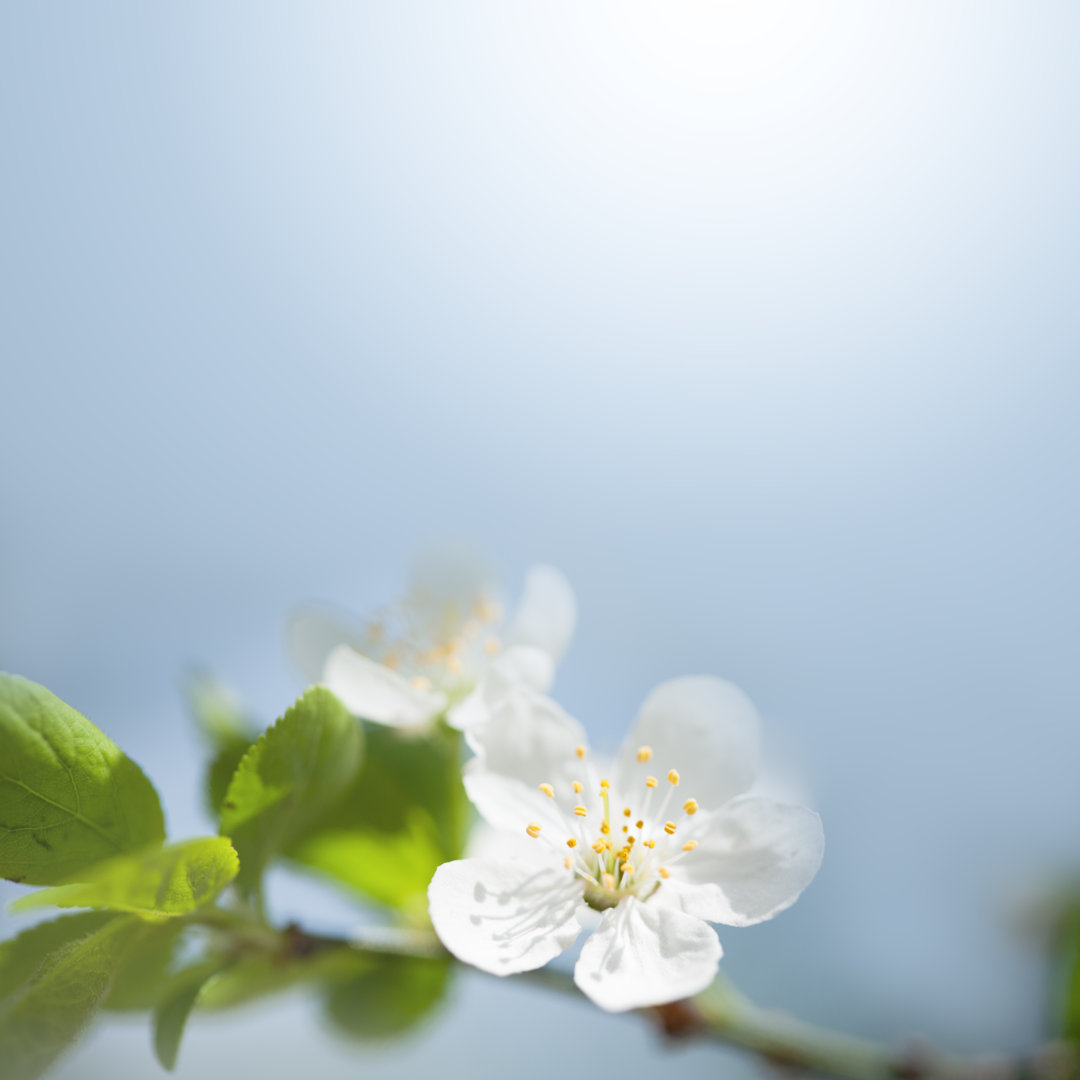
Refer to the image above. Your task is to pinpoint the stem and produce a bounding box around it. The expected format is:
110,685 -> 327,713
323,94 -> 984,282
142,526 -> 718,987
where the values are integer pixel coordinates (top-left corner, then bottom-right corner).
192,909 -> 1079,1080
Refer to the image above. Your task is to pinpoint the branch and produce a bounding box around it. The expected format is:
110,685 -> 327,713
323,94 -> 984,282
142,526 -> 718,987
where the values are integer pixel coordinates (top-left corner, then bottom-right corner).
188,911 -> 1079,1080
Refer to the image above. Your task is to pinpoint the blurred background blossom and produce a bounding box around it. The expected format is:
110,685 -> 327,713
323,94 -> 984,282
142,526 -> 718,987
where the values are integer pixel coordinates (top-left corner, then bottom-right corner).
2,2 -> 1079,1078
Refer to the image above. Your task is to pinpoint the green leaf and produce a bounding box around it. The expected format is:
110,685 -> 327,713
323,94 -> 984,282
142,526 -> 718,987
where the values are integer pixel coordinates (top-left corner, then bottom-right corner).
0,674 -> 165,885
153,961 -> 226,1071
219,687 -> 363,896
12,837 -> 239,916
286,723 -> 466,912
0,912 -> 119,1002
1060,912 -> 1080,1040
104,919 -> 187,1012
324,953 -> 452,1040
0,915 -> 144,1080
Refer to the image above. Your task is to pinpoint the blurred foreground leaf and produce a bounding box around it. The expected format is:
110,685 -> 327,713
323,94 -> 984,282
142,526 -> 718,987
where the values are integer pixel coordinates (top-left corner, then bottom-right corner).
12,837 -> 238,917
324,952 -> 452,1040
0,674 -> 165,885
153,961 -> 228,1071
287,723 -> 467,915
0,915 -> 145,1080
220,687 -> 363,897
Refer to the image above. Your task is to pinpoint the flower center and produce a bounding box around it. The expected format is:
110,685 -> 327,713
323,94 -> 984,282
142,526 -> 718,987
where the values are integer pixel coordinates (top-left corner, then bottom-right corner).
526,745 -> 701,911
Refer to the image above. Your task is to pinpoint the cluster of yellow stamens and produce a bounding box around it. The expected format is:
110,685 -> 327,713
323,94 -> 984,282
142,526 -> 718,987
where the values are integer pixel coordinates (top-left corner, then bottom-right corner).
523,744 -> 703,908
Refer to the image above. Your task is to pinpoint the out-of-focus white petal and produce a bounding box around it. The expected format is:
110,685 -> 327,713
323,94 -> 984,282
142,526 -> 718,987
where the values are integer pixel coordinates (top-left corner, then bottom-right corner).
445,646 -> 555,733
287,606 -> 370,684
464,689 -> 588,831
654,797 -> 824,927
573,898 -> 721,1012
615,676 -> 761,810
506,564 -> 577,663
323,645 -> 446,728
428,857 -> 584,976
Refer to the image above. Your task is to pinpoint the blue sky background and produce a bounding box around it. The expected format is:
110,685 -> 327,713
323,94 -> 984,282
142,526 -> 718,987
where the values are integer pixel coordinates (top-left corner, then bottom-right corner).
2,3 -> 1079,1077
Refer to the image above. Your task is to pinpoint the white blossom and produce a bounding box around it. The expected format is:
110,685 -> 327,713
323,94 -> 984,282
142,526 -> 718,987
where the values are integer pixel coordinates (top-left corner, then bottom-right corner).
288,557 -> 576,731
428,677 -> 824,1011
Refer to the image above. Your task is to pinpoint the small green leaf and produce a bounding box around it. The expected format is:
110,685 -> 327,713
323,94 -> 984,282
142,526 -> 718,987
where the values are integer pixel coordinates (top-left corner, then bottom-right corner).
183,670 -> 255,745
0,912 -> 119,1002
11,837 -> 239,916
0,674 -> 165,885
153,961 -> 225,1071
286,723 -> 466,912
206,736 -> 253,818
0,915 -> 144,1080
220,687 -> 363,896
324,953 -> 452,1040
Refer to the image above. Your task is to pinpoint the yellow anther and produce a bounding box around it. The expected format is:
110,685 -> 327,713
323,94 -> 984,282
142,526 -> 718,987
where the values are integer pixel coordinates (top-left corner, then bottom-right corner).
572,781 -> 583,794
621,825 -> 629,833
623,807 -> 632,818
484,636 -> 502,655
617,847 -> 630,860
682,840 -> 698,852
658,867 -> 671,879
526,823 -> 542,838
384,652 -> 399,670
626,836 -> 635,846
620,863 -> 634,876
564,856 -> 572,869
664,821 -> 677,835
683,798 -> 699,815
566,838 -> 578,848
668,769 -> 680,785
574,805 -> 588,817
604,839 -> 613,850
446,655 -> 462,675
538,783 -> 554,798
635,820 -> 644,829
636,745 -> 653,763
645,776 -> 658,788
576,745 -> 586,759
592,839 -> 606,854
410,675 -> 432,691
600,821 -> 610,834
643,839 -> 656,848
599,779 -> 610,789
602,873 -> 616,890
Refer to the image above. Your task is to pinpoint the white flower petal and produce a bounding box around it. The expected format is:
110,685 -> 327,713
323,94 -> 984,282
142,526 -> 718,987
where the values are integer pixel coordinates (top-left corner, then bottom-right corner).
655,797 -> 824,927
445,646 -> 555,733
286,606 -> 370,684
428,857 -> 584,976
506,564 -> 577,663
615,676 -> 761,809
323,645 -> 446,728
573,897 -> 722,1012
464,689 -> 588,832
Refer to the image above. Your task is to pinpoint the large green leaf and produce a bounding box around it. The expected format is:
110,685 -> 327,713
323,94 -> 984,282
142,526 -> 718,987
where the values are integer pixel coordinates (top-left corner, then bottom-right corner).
0,915 -> 145,1080
0,912 -> 119,1002
0,912 -> 185,1014
286,723 -> 467,913
0,674 -> 165,885
219,687 -> 363,895
12,837 -> 238,917
324,953 -> 452,1040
